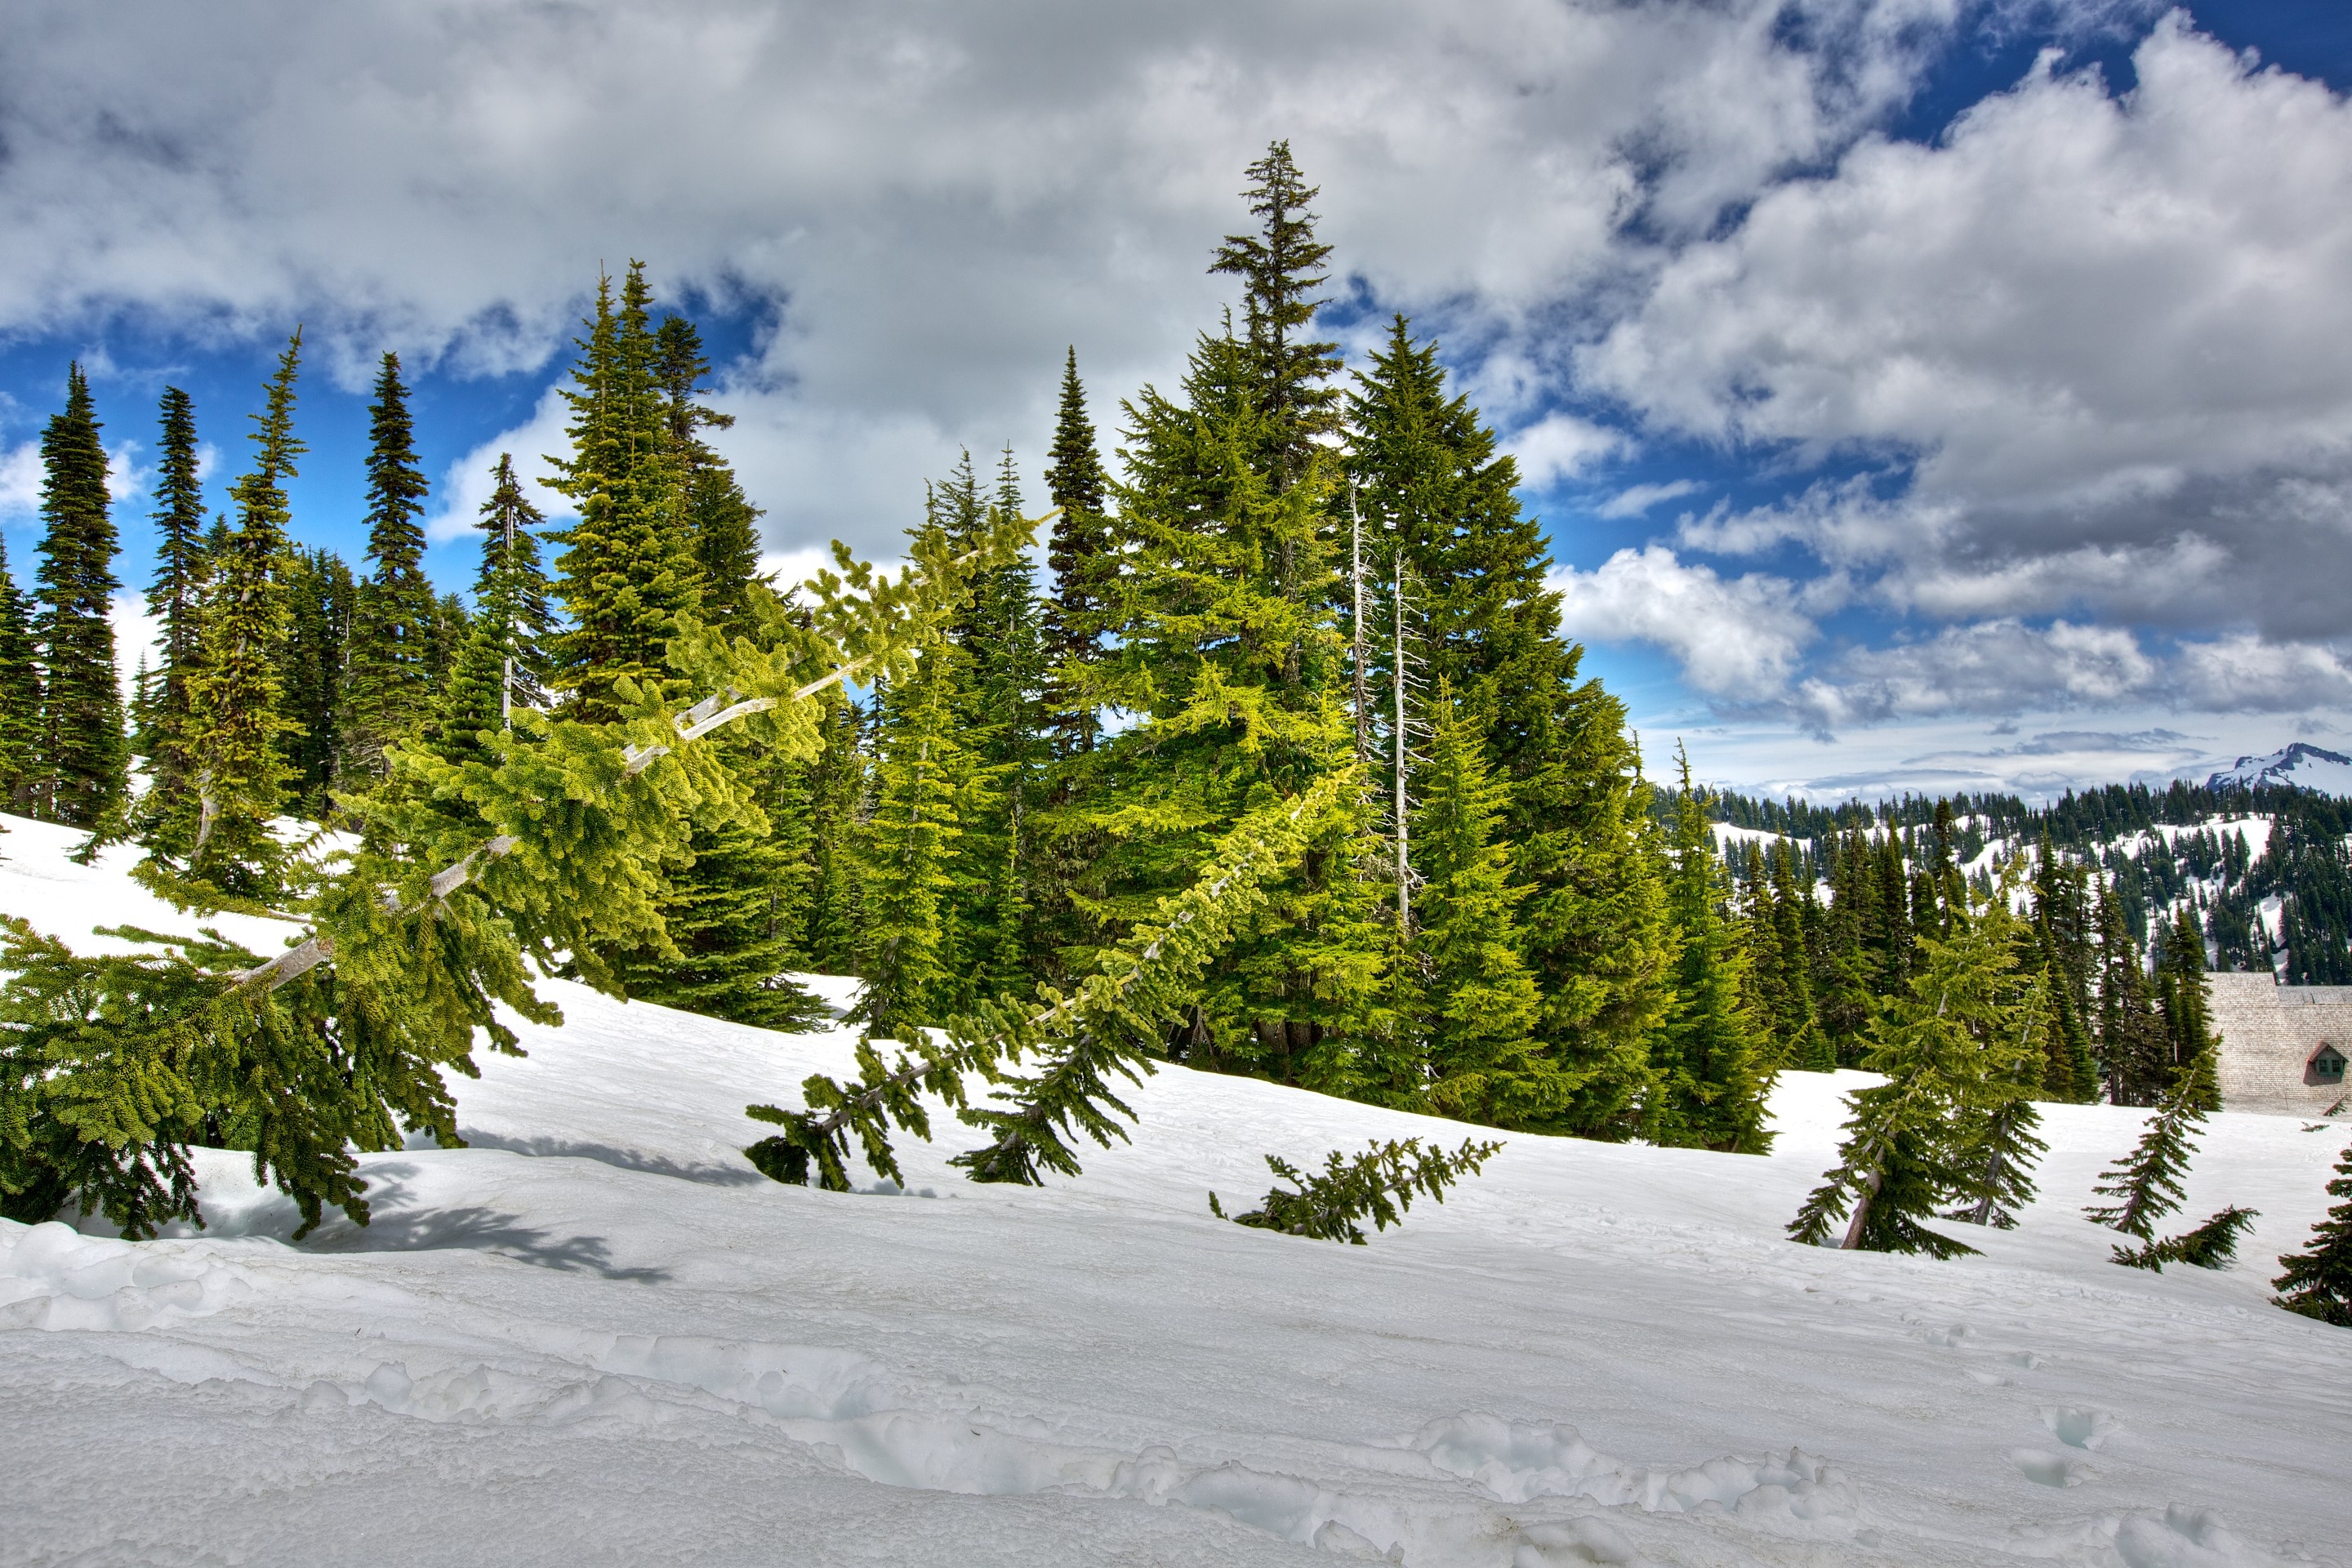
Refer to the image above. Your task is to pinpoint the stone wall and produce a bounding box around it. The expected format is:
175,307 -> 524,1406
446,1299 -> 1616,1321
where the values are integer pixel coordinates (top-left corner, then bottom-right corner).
2207,971 -> 2352,1116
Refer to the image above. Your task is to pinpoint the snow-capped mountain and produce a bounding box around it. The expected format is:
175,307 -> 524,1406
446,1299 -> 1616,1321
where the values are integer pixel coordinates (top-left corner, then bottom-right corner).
2203,742 -> 2352,796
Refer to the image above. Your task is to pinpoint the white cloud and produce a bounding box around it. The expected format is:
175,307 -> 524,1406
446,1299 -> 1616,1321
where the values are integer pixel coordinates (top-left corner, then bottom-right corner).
1587,16 -> 2352,644
0,443 -> 38,518
1594,479 -> 1704,519
109,590 -> 161,704
1507,412 -> 1628,490
427,384 -> 577,543
1548,546 -> 1825,700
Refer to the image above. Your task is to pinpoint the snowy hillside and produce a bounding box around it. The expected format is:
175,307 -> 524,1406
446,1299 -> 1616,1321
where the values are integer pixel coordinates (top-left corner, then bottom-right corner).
4,821 -> 2350,1566
2203,742 -> 2352,798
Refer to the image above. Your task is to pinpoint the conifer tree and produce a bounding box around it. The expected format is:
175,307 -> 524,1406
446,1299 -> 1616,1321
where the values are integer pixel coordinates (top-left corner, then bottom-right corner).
802,693 -> 868,973
278,547 -> 354,817
2084,1054 -> 2213,1240
549,265 -> 697,719
2156,906 -> 2221,1109
655,313 -> 765,630
1790,877 -> 2025,1257
425,454 -> 555,769
2273,1141 -> 2352,1325
1409,684 -> 1555,1125
140,386 -> 207,803
1041,347 -> 1111,757
342,354 -> 436,777
853,640 -> 969,1037
1347,313 -> 1670,1135
1948,968 -> 2050,1229
1210,140 -> 1343,492
2096,876 -> 2169,1105
169,332 -> 306,897
0,532 -> 41,813
32,363 -> 128,827
1650,748 -> 1772,1152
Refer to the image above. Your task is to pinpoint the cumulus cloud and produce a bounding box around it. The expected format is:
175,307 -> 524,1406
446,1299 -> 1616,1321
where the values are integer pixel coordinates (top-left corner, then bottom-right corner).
1506,412 -> 1627,489
0,0 -> 1981,557
1596,479 -> 1705,519
1549,546 -> 1827,700
1588,16 -> 2352,655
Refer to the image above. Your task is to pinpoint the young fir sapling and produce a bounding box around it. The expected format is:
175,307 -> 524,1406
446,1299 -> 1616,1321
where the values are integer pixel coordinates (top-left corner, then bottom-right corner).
1209,1135 -> 1501,1244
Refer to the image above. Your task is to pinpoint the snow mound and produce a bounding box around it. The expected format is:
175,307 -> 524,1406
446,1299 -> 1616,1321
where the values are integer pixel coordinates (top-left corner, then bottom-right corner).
5,815 -> 2351,1565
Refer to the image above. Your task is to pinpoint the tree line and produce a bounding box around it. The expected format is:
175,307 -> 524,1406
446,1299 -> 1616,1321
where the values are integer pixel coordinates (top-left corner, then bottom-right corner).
1,141 -> 2347,1325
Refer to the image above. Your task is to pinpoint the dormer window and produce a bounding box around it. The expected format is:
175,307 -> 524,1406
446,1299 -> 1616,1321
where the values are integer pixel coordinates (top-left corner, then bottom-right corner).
2312,1044 -> 2348,1083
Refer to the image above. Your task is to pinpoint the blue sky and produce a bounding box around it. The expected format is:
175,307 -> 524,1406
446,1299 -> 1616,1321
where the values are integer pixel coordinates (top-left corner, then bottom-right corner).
2,1 -> 2348,802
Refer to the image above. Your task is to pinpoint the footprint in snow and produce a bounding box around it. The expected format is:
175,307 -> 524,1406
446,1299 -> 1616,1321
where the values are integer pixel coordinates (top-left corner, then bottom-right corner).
2009,1448 -> 2096,1488
2039,1407 -> 2120,1450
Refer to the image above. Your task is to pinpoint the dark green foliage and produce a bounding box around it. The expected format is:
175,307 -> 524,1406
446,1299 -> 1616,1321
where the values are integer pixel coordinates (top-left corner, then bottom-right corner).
430,453 -> 558,768
550,265 -> 697,720
1410,685 -> 1557,1127
342,354 -> 437,778
1791,879 -> 2030,1258
1649,747 -> 1771,1153
2156,906 -> 2220,1108
849,637 -> 969,1037
749,770 -> 1354,1191
2085,1058 -> 2212,1239
33,363 -> 128,828
7,478 -> 1038,1239
800,693 -> 867,973
1041,347 -> 1111,757
139,385 -> 207,804
1210,140 -> 1342,488
0,531 -> 41,813
1209,1135 -> 1501,1245
2273,1142 -> 2352,1325
278,547 -> 355,818
2112,1205 -> 2257,1272
167,332 -> 306,898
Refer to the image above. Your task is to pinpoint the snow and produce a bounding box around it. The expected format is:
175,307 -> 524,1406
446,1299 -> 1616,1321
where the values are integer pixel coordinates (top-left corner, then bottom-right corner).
6,819 -> 2352,1566
2205,744 -> 2352,800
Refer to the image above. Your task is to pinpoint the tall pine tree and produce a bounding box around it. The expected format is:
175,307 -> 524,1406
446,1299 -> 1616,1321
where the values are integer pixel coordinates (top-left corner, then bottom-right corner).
0,531 -> 41,814
342,353 -> 436,777
139,386 -> 207,804
1650,748 -> 1772,1152
32,363 -> 127,828
1041,347 -> 1112,758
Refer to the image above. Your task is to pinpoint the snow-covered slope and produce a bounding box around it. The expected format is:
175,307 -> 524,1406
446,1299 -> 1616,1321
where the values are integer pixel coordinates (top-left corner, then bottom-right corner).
4,823 -> 2350,1566
2203,742 -> 2352,797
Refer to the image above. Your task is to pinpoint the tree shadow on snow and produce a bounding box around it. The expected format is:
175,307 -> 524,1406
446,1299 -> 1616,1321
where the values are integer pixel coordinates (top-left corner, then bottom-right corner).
301,1203 -> 672,1284
454,1130 -> 768,1188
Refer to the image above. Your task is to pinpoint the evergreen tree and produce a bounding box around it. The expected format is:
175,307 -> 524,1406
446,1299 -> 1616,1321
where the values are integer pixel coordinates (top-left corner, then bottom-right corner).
1348,313 -> 1670,1136
419,454 -> 557,775
341,354 -> 436,777
140,386 -> 207,804
1790,879 -> 2025,1258
2156,906 -> 2221,1109
2114,1205 -> 2257,1272
1041,347 -> 1111,757
853,639 -> 969,1037
802,693 -> 868,974
1410,684 -> 1557,1127
2273,1141 -> 2352,1325
2096,876 -> 2169,1105
1948,971 -> 2050,1229
656,313 -> 765,630
1649,748 -> 1772,1152
32,363 -> 127,827
549,265 -> 697,719
0,532 -> 41,813
277,547 -> 355,818
2084,1055 -> 2213,1239
170,332 -> 306,897
1209,139 -> 1343,492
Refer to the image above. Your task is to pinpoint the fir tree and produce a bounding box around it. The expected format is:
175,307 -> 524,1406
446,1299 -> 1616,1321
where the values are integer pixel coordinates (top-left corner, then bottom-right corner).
2156,906 -> 2221,1109
1948,973 -> 2050,1229
32,363 -> 128,828
171,331 -> 306,897
2084,1054 -> 2213,1240
549,265 -> 697,719
1650,747 -> 1772,1152
140,385 -> 207,804
2096,876 -> 2169,1105
1041,347 -> 1111,757
342,354 -> 436,777
802,693 -> 868,974
1209,1136 -> 1500,1244
2273,1141 -> 2352,1325
0,532 -> 41,813
1790,879 -> 2025,1257
1410,684 -> 1556,1127
2114,1205 -> 2257,1272
656,313 -> 765,630
853,640 -> 969,1037
1209,139 -> 1343,492
278,547 -> 355,818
